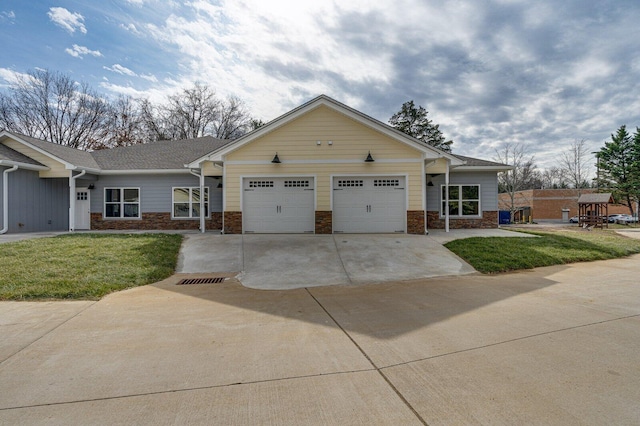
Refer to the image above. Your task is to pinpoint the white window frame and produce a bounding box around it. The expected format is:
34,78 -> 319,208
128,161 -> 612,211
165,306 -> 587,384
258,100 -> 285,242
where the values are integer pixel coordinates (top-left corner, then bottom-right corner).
104,187 -> 141,219
440,184 -> 481,218
172,186 -> 210,219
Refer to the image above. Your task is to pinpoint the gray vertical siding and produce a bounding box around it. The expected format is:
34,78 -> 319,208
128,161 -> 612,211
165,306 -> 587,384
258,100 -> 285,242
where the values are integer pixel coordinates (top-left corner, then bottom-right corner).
426,171 -> 499,212
88,173 -> 223,214
1,166 -> 69,233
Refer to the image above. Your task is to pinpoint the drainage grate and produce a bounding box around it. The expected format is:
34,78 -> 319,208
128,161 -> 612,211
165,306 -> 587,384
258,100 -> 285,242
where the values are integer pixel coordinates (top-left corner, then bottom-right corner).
177,277 -> 226,285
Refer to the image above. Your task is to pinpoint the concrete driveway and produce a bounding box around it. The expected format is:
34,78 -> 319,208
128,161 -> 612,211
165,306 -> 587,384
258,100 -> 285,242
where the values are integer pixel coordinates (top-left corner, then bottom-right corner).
1,254 -> 639,424
176,229 -> 530,289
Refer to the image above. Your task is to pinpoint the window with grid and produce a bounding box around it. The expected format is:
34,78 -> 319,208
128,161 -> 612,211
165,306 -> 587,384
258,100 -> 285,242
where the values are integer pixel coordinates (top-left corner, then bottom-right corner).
337,180 -> 364,187
249,181 -> 274,188
441,185 -> 480,217
104,188 -> 140,218
173,187 -> 209,219
284,180 -> 310,187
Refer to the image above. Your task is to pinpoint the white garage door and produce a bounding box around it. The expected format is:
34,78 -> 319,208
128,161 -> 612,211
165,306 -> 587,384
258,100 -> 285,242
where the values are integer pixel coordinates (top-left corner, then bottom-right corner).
333,176 -> 406,233
243,177 -> 315,233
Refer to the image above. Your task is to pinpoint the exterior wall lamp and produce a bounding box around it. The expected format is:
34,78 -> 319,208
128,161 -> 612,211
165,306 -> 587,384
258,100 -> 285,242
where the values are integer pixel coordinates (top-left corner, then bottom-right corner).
271,153 -> 281,164
365,151 -> 375,162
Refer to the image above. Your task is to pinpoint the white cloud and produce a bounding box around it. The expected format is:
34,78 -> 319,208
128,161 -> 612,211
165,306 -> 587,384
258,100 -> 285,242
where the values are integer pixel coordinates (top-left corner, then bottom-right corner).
47,7 -> 87,34
104,64 -> 137,76
65,44 -> 102,58
1,10 -> 15,22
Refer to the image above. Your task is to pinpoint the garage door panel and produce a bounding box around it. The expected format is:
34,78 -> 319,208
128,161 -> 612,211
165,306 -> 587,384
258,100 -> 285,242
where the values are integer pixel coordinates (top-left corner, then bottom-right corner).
243,178 -> 314,233
333,176 -> 406,233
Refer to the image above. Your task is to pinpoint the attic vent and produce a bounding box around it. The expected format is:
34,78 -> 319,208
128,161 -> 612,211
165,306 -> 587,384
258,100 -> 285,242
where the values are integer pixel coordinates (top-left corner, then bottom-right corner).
177,277 -> 226,285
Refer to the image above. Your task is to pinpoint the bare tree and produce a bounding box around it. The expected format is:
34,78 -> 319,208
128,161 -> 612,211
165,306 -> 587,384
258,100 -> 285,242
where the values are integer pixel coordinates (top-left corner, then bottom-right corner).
140,83 -> 252,141
94,96 -> 146,149
0,69 -> 110,149
559,139 -> 592,191
214,96 -> 251,139
495,143 -> 537,222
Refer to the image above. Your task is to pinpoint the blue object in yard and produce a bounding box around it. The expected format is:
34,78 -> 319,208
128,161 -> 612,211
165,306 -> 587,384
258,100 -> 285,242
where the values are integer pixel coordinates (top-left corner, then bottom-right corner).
499,211 -> 511,224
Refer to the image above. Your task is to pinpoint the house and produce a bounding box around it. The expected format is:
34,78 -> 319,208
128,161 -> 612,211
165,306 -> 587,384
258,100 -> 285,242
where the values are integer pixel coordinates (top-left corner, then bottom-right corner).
498,188 -> 630,222
1,95 -> 510,235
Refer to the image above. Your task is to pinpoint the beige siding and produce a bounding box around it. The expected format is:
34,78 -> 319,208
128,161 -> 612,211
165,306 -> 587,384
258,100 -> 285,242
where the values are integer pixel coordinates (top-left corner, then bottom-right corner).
223,105 -> 425,212
425,158 -> 449,174
2,140 -> 67,177
227,105 -> 422,161
201,161 -> 223,176
225,163 -> 424,211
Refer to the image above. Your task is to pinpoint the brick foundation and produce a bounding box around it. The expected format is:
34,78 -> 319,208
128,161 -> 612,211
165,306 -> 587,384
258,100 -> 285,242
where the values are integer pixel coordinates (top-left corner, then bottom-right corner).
427,211 -> 498,229
407,210 -> 425,234
223,211 -> 242,234
90,212 -> 222,231
315,211 -> 332,234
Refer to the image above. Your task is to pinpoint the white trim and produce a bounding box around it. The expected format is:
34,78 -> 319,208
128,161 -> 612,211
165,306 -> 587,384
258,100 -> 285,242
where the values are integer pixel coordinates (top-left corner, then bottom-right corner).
171,186 -> 210,220
0,159 -> 49,171
453,166 -> 512,172
100,169 -> 192,175
440,184 -> 482,219
225,158 -> 422,165
189,96 -> 463,166
103,187 -> 141,219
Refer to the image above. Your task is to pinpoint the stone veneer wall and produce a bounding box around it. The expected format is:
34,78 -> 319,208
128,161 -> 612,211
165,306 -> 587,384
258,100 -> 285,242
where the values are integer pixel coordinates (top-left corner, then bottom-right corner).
406,210 -> 425,234
90,212 -> 222,231
223,211 -> 242,234
315,211 -> 332,234
427,211 -> 498,229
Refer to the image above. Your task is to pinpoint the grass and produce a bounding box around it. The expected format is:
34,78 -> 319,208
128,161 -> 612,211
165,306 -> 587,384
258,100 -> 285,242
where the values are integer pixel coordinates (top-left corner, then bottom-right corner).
445,228 -> 640,274
0,233 -> 183,300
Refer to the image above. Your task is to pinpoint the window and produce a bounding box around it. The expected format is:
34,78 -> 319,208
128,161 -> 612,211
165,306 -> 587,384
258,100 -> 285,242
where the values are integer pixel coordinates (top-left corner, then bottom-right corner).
105,188 -> 140,218
173,187 -> 209,219
441,185 -> 480,217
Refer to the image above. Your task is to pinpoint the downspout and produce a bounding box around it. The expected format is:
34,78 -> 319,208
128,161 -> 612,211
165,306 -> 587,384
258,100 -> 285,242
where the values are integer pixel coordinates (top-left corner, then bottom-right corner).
1,165 -> 19,234
69,169 -> 86,232
445,159 -> 450,233
189,169 -> 205,233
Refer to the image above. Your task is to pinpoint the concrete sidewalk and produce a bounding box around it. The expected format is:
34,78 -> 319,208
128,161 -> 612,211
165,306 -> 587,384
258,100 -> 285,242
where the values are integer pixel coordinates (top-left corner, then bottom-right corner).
1,254 -> 639,424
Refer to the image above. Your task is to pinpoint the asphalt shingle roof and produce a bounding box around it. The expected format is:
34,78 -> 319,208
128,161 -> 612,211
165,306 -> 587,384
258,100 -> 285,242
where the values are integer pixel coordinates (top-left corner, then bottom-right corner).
14,133 -> 100,170
91,136 -> 232,170
452,154 -> 510,167
0,143 -> 45,166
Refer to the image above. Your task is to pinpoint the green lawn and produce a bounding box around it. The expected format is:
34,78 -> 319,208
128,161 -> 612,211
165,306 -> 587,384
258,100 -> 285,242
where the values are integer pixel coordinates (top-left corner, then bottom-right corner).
0,233 -> 183,300
445,228 -> 640,273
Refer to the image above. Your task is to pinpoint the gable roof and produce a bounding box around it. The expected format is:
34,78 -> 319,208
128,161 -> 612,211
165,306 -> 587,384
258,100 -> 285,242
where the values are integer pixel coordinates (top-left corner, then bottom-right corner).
0,143 -> 46,168
188,94 -> 466,167
578,193 -> 613,204
451,154 -> 512,171
0,131 -> 100,171
91,136 -> 231,171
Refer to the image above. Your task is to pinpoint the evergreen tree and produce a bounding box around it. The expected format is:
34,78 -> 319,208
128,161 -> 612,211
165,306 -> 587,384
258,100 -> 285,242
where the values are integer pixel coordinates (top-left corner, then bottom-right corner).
389,100 -> 453,152
596,125 -> 640,215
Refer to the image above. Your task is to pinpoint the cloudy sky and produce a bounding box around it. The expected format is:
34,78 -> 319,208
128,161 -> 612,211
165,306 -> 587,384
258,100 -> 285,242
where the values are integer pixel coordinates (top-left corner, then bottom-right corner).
1,0 -> 639,171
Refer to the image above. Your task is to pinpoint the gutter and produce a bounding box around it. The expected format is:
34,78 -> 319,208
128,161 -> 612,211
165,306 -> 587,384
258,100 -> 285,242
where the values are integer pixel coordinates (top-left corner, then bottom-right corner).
1,165 -> 19,234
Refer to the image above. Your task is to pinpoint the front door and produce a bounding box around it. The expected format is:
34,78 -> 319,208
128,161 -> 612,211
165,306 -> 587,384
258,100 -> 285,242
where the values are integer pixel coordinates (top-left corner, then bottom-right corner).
75,188 -> 91,230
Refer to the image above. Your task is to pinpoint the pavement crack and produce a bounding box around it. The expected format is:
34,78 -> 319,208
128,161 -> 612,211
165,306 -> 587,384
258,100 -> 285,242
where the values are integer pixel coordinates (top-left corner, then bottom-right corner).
331,235 -> 353,285
0,301 -> 98,366
305,288 -> 428,426
380,313 -> 640,371
0,369 -> 374,412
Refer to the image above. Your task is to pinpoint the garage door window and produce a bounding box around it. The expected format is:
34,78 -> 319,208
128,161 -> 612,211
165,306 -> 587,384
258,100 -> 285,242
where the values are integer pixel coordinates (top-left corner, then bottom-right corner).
337,179 -> 363,187
173,187 -> 209,219
441,185 -> 480,217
